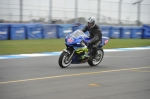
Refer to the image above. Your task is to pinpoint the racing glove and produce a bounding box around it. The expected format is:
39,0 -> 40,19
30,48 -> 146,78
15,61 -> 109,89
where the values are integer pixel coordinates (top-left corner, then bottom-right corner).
87,40 -> 92,44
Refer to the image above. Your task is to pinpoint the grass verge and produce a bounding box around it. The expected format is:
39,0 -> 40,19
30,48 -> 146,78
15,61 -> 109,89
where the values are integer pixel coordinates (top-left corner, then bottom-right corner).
0,39 -> 150,55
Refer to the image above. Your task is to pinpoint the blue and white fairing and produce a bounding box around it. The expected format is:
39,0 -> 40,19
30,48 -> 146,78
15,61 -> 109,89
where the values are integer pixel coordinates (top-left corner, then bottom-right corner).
65,29 -> 109,47
65,30 -> 89,47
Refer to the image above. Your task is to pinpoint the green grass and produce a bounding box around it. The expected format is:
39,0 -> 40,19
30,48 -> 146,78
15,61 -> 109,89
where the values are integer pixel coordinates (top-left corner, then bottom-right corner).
0,39 -> 150,55
103,39 -> 150,49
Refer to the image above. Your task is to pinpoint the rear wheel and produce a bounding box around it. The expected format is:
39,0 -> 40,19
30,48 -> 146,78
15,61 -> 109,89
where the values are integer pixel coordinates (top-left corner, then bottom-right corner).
88,49 -> 104,66
58,51 -> 72,68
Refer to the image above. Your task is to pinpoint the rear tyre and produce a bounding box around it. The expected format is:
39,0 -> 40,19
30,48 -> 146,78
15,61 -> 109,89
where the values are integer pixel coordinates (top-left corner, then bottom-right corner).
58,51 -> 72,68
88,49 -> 104,66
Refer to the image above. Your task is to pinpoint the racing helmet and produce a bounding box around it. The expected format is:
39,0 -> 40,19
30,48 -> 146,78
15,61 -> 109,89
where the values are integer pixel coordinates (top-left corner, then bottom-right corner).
87,16 -> 96,28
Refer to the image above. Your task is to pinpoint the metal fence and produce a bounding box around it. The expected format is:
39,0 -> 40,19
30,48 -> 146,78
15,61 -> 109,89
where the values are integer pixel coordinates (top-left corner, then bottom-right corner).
0,0 -> 150,26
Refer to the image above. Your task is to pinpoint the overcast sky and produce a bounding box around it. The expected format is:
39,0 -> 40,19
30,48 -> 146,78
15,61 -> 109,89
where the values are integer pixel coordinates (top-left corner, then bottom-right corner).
0,0 -> 150,23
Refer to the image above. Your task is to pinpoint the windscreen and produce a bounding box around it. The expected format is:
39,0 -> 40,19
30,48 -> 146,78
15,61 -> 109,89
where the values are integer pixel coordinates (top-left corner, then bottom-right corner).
70,29 -> 88,38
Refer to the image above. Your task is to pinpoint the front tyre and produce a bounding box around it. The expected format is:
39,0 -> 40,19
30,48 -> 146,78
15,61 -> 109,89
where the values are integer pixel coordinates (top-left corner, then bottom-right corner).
58,51 -> 72,68
88,49 -> 104,66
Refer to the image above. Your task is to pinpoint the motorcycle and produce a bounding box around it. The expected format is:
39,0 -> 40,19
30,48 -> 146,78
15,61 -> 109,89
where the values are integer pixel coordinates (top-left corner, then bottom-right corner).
58,29 -> 109,68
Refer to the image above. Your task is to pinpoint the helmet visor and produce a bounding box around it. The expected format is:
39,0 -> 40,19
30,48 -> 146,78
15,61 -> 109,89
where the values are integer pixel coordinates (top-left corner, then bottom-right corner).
88,22 -> 93,27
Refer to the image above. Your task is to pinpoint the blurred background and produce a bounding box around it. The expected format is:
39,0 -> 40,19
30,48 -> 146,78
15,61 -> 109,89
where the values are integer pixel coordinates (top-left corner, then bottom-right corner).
0,0 -> 150,26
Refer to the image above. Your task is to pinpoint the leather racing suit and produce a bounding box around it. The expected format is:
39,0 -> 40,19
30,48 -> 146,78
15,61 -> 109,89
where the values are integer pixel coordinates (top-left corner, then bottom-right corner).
82,24 -> 102,56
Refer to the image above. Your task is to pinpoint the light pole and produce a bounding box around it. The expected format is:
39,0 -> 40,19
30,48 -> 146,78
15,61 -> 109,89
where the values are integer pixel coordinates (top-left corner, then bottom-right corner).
118,0 -> 123,24
97,0 -> 101,24
20,0 -> 23,23
133,0 -> 143,26
49,0 -> 52,23
75,0 -> 78,23
63,0 -> 67,23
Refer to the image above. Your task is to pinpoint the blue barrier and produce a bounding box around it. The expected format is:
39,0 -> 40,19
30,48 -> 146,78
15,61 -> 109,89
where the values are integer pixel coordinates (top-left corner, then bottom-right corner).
0,24 -> 9,40
10,24 -> 26,40
26,24 -> 43,39
0,23 -> 149,40
120,27 -> 132,38
143,25 -> 150,39
110,26 -> 121,38
57,24 -> 73,38
72,23 -> 83,31
99,25 -> 111,38
42,24 -> 57,39
131,26 -> 143,39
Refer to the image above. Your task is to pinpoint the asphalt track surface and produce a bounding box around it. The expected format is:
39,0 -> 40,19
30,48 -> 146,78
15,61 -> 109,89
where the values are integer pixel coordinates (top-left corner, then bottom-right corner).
0,50 -> 150,99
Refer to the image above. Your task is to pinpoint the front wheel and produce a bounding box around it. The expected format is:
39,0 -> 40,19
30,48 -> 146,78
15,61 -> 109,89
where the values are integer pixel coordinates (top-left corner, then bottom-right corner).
58,51 -> 72,68
88,49 -> 104,66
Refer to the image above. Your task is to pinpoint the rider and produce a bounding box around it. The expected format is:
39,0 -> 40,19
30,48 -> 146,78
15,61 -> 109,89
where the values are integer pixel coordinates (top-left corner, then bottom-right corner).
82,16 -> 102,57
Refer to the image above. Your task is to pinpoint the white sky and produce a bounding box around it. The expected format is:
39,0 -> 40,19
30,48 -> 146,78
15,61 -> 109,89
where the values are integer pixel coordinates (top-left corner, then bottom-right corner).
0,0 -> 150,23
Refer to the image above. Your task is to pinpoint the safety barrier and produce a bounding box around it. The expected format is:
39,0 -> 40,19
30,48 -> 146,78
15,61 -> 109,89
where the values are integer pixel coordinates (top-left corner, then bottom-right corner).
143,25 -> 150,39
110,26 -> 121,38
131,26 -> 143,39
0,23 -> 150,40
57,24 -> 73,38
120,26 -> 132,38
100,25 -> 111,37
10,24 -> 26,40
26,24 -> 43,39
0,24 -> 9,40
42,24 -> 57,39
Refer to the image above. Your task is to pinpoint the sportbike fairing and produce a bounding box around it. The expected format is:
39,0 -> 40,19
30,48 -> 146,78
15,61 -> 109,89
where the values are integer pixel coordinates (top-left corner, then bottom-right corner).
65,30 -> 89,46
65,29 -> 109,48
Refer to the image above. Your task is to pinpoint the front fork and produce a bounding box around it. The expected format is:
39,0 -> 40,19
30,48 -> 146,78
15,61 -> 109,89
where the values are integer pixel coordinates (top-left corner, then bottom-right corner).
63,49 -> 75,61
